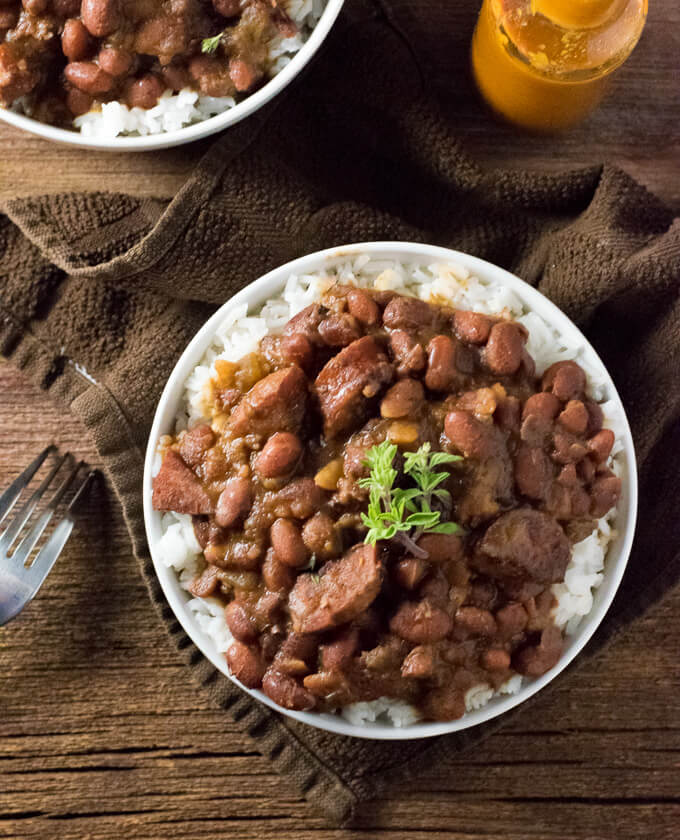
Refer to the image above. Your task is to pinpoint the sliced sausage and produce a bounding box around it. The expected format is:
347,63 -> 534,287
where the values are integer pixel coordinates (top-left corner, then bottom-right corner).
289,544 -> 383,634
265,477 -> 328,520
315,336 -> 393,438
401,645 -> 436,678
473,509 -> 570,587
318,312 -> 362,347
444,410 -> 495,459
389,329 -> 426,376
301,512 -> 340,560
230,366 -> 308,438
187,564 -> 220,598
152,450 -> 213,515
282,303 -> 327,345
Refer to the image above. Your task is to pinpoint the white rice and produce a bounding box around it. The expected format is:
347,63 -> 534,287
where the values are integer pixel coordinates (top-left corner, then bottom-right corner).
73,0 -> 326,138
155,255 -> 624,727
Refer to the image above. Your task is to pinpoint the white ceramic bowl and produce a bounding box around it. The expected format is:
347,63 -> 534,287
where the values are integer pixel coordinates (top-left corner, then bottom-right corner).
0,0 -> 344,151
143,241 -> 638,740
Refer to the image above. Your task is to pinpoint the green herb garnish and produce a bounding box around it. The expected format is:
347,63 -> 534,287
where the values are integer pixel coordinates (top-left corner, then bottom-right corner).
201,33 -> 223,54
359,441 -> 463,556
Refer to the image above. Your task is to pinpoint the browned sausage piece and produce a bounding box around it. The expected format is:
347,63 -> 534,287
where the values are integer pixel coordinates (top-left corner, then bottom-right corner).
389,599 -> 453,643
282,303 -> 326,345
255,432 -> 302,478
230,366 -> 308,438
81,0 -> 121,37
318,312 -> 362,347
347,289 -> 380,325
422,686 -> 466,721
64,62 -> 114,95
473,509 -> 570,587
301,512 -> 340,560
178,424 -> 215,468
226,641 -> 265,688
484,322 -> 524,375
416,533 -> 463,564
542,360 -> 586,401
401,645 -> 436,678
444,410 -> 495,459
380,378 -> 424,419
513,625 -> 563,677
383,296 -> 435,330
215,477 -> 251,527
514,444 -> 553,500
425,335 -> 459,391
315,336 -> 393,438
152,450 -> 213,515
558,400 -> 589,435
279,333 -> 314,371
320,626 -> 359,671
261,668 -> 316,710
289,544 -> 383,634
225,600 -> 258,643
266,477 -> 328,520
453,310 -> 492,344
389,329 -> 427,376
270,518 -> 309,568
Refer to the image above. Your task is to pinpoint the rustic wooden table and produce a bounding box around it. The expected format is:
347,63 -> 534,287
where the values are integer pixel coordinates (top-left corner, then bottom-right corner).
1,2 -> 679,839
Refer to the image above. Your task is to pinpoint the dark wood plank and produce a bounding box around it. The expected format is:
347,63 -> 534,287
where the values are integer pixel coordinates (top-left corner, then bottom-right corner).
0,359 -> 678,840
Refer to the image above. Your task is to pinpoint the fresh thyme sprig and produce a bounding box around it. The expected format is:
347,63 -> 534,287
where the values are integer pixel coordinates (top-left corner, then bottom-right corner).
201,33 -> 224,54
359,441 -> 463,556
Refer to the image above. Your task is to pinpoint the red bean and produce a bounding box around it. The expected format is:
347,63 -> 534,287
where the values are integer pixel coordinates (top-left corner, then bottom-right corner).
279,334 -> 314,371
542,361 -> 586,401
425,335 -> 458,391
390,600 -> 453,643
422,686 -> 466,721
66,87 -> 93,116
255,432 -> 302,478
81,0 -> 121,38
444,410 -> 494,459
301,512 -> 339,560
513,626 -> 563,677
270,518 -> 308,568
213,0 -> 242,14
558,400 -> 589,435
98,46 -> 133,77
0,9 -> 18,30
552,432 -> 588,464
225,600 -> 258,643
590,474 -> 621,517
125,74 -> 165,109
484,322 -> 524,375
389,329 -> 427,375
61,19 -> 93,62
188,55 -> 234,97
318,313 -> 361,347
262,548 -> 295,592
514,444 -> 552,500
522,392 -> 561,422
454,606 -> 496,637
347,288 -> 380,325
481,648 -> 511,671
178,424 -> 215,469
495,603 -> 528,638
320,626 -> 359,671
187,565 -> 220,598
380,378 -> 424,419
229,57 -> 257,91
401,645 -> 436,679
53,0 -> 82,14
64,61 -> 114,95
22,0 -> 48,13
587,429 -> 615,463
495,395 -> 521,432
226,641 -> 265,688
584,399 -> 604,435
453,310 -> 492,344
262,668 -> 315,710
393,557 -> 429,590
416,533 -> 463,564
215,477 -> 252,528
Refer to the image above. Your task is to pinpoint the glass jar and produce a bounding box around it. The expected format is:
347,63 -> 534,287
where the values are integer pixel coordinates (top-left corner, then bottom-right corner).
471,0 -> 648,131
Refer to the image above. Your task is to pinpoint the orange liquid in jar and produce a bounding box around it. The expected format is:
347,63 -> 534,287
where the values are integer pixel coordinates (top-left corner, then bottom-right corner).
472,0 -> 648,131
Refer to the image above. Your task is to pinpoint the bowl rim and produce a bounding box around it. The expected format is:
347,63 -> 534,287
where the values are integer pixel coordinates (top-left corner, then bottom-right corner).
0,0 -> 345,151
142,241 -> 638,740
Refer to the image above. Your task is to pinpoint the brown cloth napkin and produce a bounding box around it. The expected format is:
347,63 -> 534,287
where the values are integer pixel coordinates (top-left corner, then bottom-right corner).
1,0 -> 678,826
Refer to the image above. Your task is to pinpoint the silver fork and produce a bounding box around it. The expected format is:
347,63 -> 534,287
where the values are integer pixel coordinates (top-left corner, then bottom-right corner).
0,447 -> 95,626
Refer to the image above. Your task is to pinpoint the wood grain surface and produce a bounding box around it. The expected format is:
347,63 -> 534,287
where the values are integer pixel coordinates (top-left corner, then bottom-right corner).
1,0 -> 679,837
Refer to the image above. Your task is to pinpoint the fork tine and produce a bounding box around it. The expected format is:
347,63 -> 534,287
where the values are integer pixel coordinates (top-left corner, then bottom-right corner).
0,452 -> 69,557
0,446 -> 54,528
11,460 -> 84,568
18,471 -> 96,600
